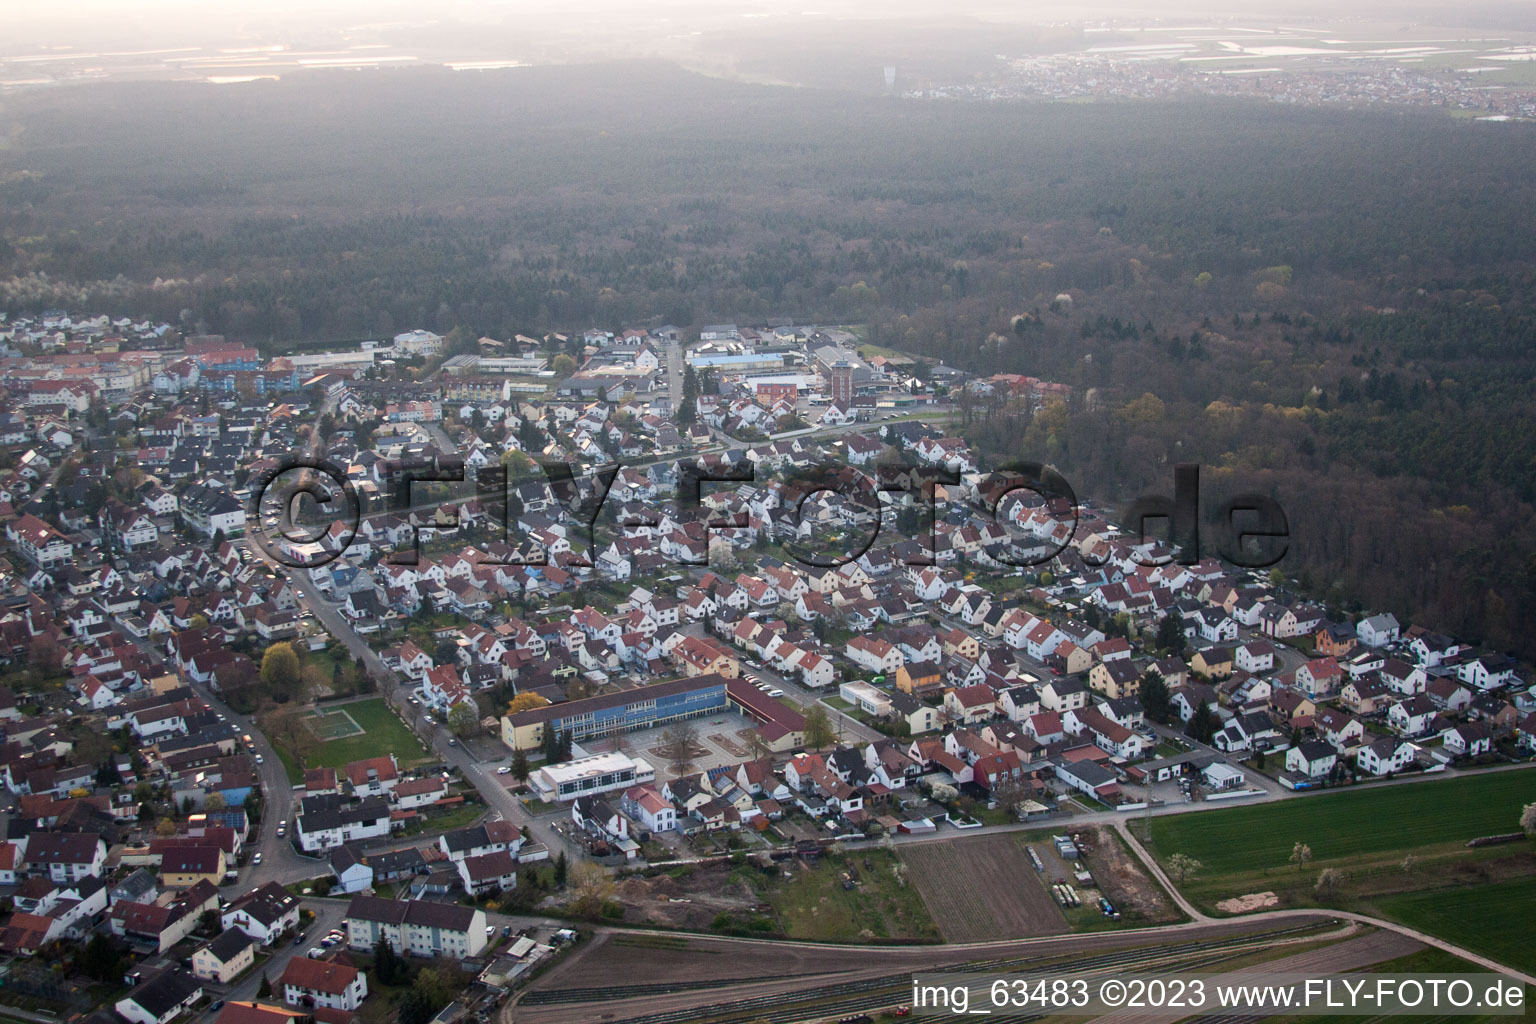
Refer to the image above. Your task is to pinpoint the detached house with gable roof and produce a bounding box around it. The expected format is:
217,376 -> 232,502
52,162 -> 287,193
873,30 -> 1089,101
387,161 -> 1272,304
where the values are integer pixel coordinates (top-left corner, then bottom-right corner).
280,956 -> 368,1012
7,513 -> 72,569
221,881 -> 300,945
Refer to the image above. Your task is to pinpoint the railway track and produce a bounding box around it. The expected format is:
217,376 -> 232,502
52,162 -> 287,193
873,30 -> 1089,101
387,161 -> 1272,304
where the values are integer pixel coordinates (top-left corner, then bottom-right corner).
516,922 -> 1336,1024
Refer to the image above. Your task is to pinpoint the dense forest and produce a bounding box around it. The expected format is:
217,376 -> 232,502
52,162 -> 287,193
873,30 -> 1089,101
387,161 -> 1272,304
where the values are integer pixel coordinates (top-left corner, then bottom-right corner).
3,63 -> 1536,654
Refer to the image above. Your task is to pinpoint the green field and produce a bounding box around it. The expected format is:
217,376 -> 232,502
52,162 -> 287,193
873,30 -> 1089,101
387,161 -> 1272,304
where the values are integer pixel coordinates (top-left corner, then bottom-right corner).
1369,876 -> 1536,977
307,707 -> 364,740
1137,771 -> 1536,917
768,849 -> 940,943
1143,771 -> 1535,875
302,697 -> 431,769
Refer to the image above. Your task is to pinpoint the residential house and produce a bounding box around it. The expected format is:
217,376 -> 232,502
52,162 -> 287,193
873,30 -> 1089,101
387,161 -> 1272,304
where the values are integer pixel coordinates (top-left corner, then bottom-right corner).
1357,736 -> 1416,776
344,895 -> 489,958
1285,739 -> 1338,780
191,930 -> 255,985
280,957 -> 368,1012
115,970 -> 204,1024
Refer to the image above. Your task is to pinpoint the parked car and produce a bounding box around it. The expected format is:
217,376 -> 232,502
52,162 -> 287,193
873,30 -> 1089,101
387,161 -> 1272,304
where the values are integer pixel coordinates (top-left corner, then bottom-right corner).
253,852 -> 263,864
496,766 -> 512,775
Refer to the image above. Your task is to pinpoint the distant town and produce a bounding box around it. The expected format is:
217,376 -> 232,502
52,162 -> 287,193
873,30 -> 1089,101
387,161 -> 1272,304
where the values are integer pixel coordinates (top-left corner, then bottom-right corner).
0,308 -> 1530,1024
906,23 -> 1536,120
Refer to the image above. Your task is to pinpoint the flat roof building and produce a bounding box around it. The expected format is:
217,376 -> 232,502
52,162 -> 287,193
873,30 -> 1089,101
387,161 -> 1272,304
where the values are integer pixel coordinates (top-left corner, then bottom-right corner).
528,751 -> 657,803
500,674 -> 729,751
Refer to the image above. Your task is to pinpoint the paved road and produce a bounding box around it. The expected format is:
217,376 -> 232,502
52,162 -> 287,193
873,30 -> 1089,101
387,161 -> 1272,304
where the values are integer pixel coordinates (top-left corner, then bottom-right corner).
242,400 -> 587,878
152,671 -> 316,889
280,568 -> 582,863
419,418 -> 458,455
742,659 -> 881,745
219,900 -> 348,1006
664,339 -> 683,410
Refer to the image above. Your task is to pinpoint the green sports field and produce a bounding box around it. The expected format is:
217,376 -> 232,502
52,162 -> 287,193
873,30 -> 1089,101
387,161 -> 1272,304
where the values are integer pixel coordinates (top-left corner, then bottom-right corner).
301,697 -> 431,769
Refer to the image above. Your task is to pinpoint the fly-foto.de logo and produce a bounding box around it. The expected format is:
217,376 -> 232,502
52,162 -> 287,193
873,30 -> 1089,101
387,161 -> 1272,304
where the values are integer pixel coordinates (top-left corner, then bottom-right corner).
247,456 -> 1287,573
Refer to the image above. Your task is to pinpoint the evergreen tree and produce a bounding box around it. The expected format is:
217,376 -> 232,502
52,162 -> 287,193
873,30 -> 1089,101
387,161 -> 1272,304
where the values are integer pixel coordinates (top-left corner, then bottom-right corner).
1186,700 -> 1219,745
374,938 -> 405,985
1138,668 -> 1172,725
510,748 -> 529,781
1156,614 -> 1186,655
79,933 -> 122,983
554,851 -> 569,887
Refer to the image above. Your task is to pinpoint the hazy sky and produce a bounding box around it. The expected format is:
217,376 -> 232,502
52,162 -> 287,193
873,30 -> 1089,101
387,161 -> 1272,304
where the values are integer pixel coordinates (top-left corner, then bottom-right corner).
7,0 -> 1531,62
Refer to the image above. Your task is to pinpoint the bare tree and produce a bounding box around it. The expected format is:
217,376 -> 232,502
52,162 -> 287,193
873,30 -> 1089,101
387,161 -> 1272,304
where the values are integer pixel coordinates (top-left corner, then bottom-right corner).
265,706 -> 317,767
991,777 -> 1033,822
1289,841 -> 1313,872
569,861 -> 616,917
744,728 -> 773,761
659,721 -> 698,776
1315,867 -> 1345,896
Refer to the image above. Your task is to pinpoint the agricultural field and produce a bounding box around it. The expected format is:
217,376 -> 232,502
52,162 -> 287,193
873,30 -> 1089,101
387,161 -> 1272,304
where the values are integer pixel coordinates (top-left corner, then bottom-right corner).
1368,875 -> 1536,977
900,834 -> 1068,942
1137,771 -> 1536,912
1256,947 -> 1530,1024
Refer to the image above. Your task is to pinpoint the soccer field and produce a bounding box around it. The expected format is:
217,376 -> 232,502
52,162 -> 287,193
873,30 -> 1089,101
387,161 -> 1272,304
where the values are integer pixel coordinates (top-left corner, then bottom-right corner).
301,698 -> 431,768
305,707 -> 364,740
